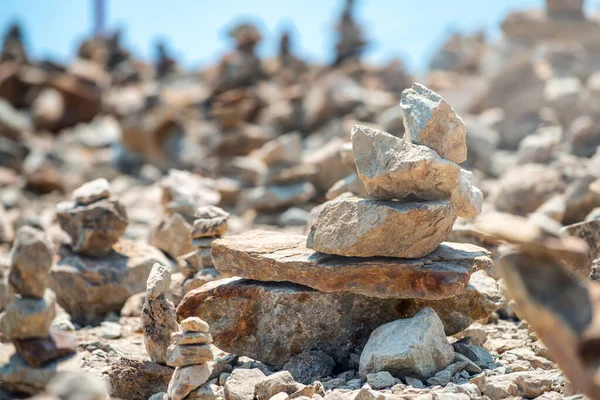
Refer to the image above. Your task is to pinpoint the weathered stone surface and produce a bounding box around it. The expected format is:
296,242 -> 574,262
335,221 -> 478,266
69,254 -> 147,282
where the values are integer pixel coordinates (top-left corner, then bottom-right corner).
72,178 -> 111,205
359,307 -> 454,379
0,351 -> 80,396
107,356 -> 174,400
255,371 -> 300,400
213,230 -> 492,300
142,263 -> 178,365
0,289 -> 56,339
282,350 -> 336,385
366,371 -> 396,390
13,329 -> 77,368
192,205 -> 230,238
400,83 -> 467,164
352,125 -> 460,201
187,382 -> 224,400
303,137 -> 353,193
251,132 -> 303,166
171,330 -> 213,345
325,173 -> 367,201
150,212 -> 195,259
50,238 -> 170,325
166,343 -> 213,367
224,368 -> 267,400
8,226 -> 54,298
177,276 -> 499,368
307,197 -> 456,258
181,316 -> 210,332
56,198 -> 128,257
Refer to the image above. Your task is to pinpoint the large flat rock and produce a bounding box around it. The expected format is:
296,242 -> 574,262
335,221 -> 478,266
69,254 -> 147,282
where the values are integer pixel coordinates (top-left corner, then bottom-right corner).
213,230 -> 493,300
176,273 -> 502,368
306,197 -> 456,258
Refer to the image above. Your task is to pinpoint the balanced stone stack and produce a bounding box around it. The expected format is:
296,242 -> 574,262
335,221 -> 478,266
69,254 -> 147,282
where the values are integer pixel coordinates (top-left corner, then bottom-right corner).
177,84 -> 501,369
0,226 -> 78,396
166,317 -> 215,400
51,178 -> 169,324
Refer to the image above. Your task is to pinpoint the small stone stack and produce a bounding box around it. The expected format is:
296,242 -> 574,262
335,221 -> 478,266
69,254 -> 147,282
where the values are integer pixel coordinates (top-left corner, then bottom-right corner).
51,179 -> 169,325
0,226 -> 78,396
166,317 -> 215,400
56,178 -> 128,257
176,84 -> 501,370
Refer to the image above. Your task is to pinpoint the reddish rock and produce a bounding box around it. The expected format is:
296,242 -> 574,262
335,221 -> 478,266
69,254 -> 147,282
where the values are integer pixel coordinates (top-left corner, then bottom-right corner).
13,330 -> 77,368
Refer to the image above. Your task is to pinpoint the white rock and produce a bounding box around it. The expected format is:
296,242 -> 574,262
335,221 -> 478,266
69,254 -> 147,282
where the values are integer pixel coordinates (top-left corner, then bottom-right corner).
167,363 -> 213,400
359,307 -> 454,380
72,178 -> 112,205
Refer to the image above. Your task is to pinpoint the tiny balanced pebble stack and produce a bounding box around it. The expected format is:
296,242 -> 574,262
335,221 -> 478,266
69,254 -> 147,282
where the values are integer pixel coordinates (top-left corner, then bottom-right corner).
166,317 -> 215,400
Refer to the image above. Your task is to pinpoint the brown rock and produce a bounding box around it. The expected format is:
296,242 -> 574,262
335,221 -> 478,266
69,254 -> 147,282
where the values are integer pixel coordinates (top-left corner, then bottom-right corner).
168,363 -> 213,400
0,289 -> 56,340
150,213 -> 195,259
13,329 -> 77,368
213,230 -> 492,300
177,275 -> 501,368
106,356 -> 174,400
307,197 -> 456,258
171,331 -> 213,345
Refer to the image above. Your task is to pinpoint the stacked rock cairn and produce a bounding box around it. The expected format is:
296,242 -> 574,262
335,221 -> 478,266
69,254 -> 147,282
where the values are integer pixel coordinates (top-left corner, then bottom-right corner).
0,226 -> 77,395
165,317 -> 215,400
176,83 -> 499,372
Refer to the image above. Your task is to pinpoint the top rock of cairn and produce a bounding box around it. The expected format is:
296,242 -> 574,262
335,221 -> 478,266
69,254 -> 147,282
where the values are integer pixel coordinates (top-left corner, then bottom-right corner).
307,83 -> 482,258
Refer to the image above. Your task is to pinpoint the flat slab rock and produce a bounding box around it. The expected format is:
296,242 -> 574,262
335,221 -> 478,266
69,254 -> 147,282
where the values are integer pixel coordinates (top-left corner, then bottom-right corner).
307,197 -> 456,258
50,238 -> 170,325
212,230 -> 493,300
176,273 -> 502,369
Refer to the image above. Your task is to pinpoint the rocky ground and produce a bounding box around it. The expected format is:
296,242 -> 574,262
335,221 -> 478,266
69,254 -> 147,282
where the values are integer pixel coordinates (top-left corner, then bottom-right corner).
2,0 -> 600,399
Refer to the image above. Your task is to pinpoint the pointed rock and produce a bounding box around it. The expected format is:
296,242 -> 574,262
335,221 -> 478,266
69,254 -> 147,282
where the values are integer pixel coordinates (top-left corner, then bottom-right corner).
212,230 -> 492,300
400,83 -> 467,163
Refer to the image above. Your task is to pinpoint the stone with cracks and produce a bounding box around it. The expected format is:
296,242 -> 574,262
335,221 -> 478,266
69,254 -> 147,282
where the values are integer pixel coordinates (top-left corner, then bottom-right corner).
358,307 -> 455,380
0,289 -> 56,340
8,226 -> 54,298
166,343 -> 213,367
56,198 -> 128,257
307,197 -> 456,258
50,238 -> 170,325
171,331 -> 213,345
177,276 -> 501,368
212,230 -> 493,300
142,263 -> 178,365
400,83 -> 467,164
72,178 -> 111,205
192,205 -> 230,238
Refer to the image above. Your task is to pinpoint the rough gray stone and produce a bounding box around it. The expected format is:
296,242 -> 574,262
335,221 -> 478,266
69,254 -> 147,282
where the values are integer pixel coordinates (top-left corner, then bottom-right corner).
8,226 -> 54,298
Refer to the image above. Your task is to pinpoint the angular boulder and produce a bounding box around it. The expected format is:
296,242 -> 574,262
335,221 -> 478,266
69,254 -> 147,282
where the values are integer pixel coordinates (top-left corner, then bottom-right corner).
8,226 -> 54,298
307,197 -> 456,258
213,230 -> 493,300
359,307 -> 454,379
177,275 -> 501,368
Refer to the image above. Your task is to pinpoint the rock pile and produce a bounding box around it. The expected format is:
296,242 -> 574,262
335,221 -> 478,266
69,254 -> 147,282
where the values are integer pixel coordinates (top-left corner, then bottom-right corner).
166,317 -> 215,400
51,178 -> 169,324
0,226 -> 78,396
177,84 -> 501,373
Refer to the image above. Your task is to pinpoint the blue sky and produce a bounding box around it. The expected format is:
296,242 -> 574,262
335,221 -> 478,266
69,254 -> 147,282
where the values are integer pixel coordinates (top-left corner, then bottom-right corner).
1,0 -> 600,72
